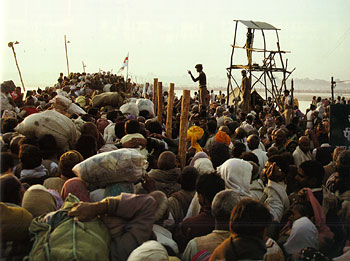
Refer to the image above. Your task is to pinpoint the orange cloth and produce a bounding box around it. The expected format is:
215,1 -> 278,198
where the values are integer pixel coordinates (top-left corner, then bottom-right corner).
187,126 -> 204,153
215,130 -> 231,146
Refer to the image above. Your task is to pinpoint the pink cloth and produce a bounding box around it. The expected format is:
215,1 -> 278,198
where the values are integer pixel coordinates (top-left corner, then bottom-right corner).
61,178 -> 91,202
305,188 -> 334,247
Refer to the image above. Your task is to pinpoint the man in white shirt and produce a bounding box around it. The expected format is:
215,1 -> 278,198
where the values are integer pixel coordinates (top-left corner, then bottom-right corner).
306,104 -> 316,129
293,136 -> 313,168
247,134 -> 268,174
210,90 -> 216,103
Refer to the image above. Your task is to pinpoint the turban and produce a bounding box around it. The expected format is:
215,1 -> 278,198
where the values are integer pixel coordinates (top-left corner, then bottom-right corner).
187,126 -> 204,153
215,130 -> 231,146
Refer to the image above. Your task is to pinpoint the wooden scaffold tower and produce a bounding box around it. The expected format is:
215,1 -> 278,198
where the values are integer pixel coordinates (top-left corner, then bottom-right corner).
226,20 -> 295,110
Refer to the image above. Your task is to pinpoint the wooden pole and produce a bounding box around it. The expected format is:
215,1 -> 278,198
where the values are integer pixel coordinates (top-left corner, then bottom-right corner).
166,83 -> 175,138
157,82 -> 163,124
8,42 -> 25,92
82,61 -> 86,73
331,77 -> 335,104
178,90 -> 191,169
64,35 -> 70,75
227,20 -> 239,107
153,78 -> 158,114
291,79 -> 294,117
125,54 -> 129,92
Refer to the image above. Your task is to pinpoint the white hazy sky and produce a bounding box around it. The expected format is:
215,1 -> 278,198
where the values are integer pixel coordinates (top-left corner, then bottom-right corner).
1,0 -> 350,89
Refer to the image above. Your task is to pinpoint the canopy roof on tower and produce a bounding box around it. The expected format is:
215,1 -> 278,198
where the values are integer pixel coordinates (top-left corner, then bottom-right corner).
235,20 -> 280,30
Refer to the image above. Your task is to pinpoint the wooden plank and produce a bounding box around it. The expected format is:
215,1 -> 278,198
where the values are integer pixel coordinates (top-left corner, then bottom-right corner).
166,83 -> 175,138
153,78 -> 158,115
178,90 -> 191,169
157,81 -> 163,124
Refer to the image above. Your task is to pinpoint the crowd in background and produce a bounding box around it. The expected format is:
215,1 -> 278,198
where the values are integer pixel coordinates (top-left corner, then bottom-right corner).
1,72 -> 350,261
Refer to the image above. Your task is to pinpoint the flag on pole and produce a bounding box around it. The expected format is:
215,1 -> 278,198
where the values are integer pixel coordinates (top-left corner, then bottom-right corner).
117,53 -> 129,74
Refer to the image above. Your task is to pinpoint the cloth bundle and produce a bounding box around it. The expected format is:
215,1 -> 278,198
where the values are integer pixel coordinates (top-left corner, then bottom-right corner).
50,95 -> 86,115
15,110 -> 80,150
120,102 -> 139,117
73,148 -> 148,187
92,92 -> 124,108
136,99 -> 155,117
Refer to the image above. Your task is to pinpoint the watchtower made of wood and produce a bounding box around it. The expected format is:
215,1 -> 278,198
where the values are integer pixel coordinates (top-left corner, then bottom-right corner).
226,20 -> 295,110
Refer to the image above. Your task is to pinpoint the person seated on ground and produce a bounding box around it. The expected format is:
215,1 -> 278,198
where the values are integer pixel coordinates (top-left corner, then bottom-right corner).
8,135 -> 24,168
1,117 -> 18,144
241,113 -> 255,133
68,193 -> 157,261
334,202 -> 350,260
271,129 -> 287,154
204,119 -> 218,151
240,153 -> 263,199
296,160 -> 338,218
293,136 -> 313,168
210,198 -> 272,261
218,158 -> 253,197
43,150 -> 84,194
233,127 -> 248,150
182,190 -> 241,261
126,240 -> 174,261
120,119 -> 148,157
174,173 -> 225,252
22,184 -> 57,218
187,125 -> 204,154
208,142 -> 231,169
0,152 -> 14,175
183,158 -> 215,221
168,166 -> 198,225
145,119 -> 177,153
261,155 -> 290,222
61,177 -> 91,202
136,151 -> 181,197
0,174 -> 33,259
215,106 -> 225,128
282,201 -> 319,258
264,126 -> 275,150
15,144 -> 49,186
214,128 -> 232,149
231,140 -> 246,159
286,139 -> 298,154
295,160 -> 340,256
80,122 -> 105,150
323,147 -> 345,185
314,143 -> 333,167
75,135 -> 97,159
18,96 -> 39,118
247,134 -> 268,175
38,134 -> 59,176
149,191 -> 179,256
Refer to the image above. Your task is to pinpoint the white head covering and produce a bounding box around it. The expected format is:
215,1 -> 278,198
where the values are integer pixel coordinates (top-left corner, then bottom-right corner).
217,158 -> 252,197
284,216 -> 319,255
193,158 -> 214,175
190,152 -> 209,167
127,240 -> 168,261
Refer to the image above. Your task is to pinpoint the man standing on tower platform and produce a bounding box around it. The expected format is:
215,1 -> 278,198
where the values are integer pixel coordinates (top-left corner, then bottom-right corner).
188,64 -> 208,107
240,70 -> 251,113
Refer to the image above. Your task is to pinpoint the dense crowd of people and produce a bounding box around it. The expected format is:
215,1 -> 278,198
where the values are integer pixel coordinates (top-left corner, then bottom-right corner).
1,71 -> 350,261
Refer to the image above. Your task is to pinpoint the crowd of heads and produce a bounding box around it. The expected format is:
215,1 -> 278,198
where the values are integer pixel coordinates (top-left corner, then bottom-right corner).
1,74 -> 350,260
